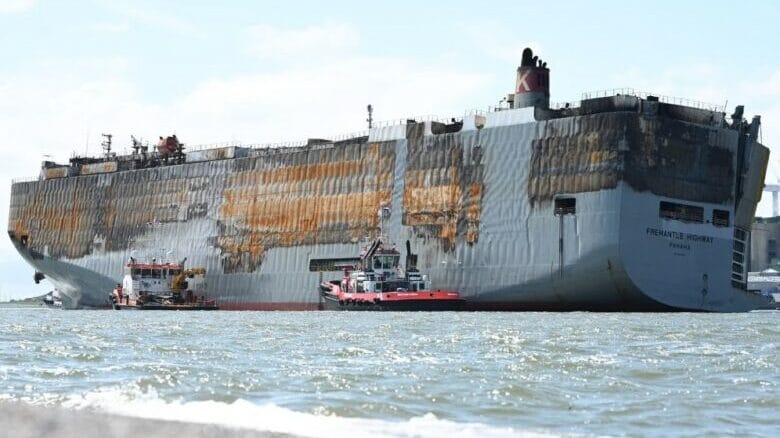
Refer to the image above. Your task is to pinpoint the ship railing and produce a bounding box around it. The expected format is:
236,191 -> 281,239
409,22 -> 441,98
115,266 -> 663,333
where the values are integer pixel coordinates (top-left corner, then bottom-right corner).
464,109 -> 488,117
372,113 -> 474,128
549,100 -> 582,110
186,129 -> 374,153
11,176 -> 41,184
321,130 -> 370,143
248,139 -> 308,149
186,141 -> 243,152
486,104 -> 513,113
581,88 -> 725,112
251,131 -> 371,150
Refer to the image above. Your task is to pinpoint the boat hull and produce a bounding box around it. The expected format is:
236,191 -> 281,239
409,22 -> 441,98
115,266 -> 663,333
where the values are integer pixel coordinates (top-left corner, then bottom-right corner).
8,100 -> 774,312
112,303 -> 218,310
320,293 -> 464,311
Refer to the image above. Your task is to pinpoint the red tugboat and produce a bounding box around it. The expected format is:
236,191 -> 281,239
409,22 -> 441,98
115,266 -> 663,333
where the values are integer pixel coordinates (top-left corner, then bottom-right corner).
110,257 -> 218,310
319,239 -> 464,311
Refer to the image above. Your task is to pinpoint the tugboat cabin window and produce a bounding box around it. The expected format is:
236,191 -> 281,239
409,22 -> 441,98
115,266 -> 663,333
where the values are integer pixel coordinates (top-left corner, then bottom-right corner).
659,201 -> 703,223
381,280 -> 409,292
713,210 -> 730,227
132,268 -> 141,277
151,269 -> 161,279
373,256 -> 399,270
141,268 -> 151,278
169,269 -> 181,276
554,198 -> 576,215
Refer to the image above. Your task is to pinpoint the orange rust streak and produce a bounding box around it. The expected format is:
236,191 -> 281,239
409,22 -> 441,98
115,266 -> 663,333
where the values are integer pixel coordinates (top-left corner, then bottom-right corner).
250,160 -> 367,186
404,185 -> 462,220
402,165 -> 483,246
219,153 -> 394,263
220,191 -> 392,245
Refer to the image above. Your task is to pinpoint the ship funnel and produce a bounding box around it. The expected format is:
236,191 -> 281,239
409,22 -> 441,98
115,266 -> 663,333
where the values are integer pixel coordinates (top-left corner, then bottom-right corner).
513,48 -> 550,109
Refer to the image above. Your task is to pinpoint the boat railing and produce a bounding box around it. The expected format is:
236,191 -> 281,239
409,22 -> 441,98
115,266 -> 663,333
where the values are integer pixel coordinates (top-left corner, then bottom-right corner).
187,141 -> 243,152
486,103 -> 513,113
581,88 -> 725,112
464,109 -> 489,117
11,176 -> 41,184
188,129 -> 373,152
372,113 -> 472,129
549,100 -> 582,110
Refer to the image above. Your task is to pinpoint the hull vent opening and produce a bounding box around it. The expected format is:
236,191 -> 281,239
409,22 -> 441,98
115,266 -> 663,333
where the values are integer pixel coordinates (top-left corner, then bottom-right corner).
713,209 -> 730,227
554,197 -> 576,215
659,201 -> 703,223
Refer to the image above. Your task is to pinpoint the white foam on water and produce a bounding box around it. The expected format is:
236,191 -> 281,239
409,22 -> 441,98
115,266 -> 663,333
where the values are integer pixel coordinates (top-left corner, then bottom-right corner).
60,387 -> 561,438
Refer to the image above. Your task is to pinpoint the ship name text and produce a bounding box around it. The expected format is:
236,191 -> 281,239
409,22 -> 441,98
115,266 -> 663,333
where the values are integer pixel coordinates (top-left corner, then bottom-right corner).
645,227 -> 714,244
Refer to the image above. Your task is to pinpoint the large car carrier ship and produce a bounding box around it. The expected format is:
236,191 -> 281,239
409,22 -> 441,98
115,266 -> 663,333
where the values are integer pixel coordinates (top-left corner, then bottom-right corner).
8,49 -> 773,311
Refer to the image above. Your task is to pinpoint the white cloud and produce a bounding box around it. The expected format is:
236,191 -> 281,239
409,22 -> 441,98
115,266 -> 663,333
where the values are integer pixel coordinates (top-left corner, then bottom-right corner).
459,21 -> 543,66
98,0 -> 198,36
608,62 -> 727,107
246,22 -> 359,60
0,0 -> 33,14
176,57 -> 488,143
90,22 -> 131,34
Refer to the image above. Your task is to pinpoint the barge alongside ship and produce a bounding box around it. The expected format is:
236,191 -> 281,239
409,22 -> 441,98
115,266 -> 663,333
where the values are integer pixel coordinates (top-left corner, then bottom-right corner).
8,48 -> 774,311
110,258 -> 218,310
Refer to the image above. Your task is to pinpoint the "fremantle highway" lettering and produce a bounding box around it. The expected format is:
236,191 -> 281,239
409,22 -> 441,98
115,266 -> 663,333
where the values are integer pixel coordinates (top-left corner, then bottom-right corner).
645,227 -> 714,244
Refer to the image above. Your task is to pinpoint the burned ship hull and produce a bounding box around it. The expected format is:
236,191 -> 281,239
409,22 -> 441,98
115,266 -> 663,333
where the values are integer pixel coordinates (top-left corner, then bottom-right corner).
8,51 -> 773,311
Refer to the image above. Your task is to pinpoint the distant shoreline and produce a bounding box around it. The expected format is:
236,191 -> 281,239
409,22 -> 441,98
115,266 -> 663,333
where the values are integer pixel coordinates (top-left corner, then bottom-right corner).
1,401 -> 294,438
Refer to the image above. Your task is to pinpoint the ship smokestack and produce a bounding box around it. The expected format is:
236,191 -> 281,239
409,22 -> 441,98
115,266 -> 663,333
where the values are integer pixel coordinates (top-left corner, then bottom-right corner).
513,48 -> 549,109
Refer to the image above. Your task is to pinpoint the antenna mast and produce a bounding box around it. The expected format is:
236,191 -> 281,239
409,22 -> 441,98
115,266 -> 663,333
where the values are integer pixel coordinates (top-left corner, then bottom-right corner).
366,104 -> 374,129
101,133 -> 113,158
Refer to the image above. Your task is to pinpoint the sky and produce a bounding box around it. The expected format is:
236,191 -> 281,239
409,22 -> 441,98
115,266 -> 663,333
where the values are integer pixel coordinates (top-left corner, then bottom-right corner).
0,0 -> 779,299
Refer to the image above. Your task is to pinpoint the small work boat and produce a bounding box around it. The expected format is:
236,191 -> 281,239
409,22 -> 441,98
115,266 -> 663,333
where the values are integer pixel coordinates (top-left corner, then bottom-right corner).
110,257 -> 218,310
319,238 -> 464,311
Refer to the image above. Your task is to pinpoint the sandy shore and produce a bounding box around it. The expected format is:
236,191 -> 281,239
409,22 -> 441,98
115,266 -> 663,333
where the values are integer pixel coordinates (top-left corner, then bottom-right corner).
1,402 -> 295,438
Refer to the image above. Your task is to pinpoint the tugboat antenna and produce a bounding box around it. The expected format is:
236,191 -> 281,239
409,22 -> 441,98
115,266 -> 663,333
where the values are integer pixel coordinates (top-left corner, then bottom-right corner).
366,104 -> 373,129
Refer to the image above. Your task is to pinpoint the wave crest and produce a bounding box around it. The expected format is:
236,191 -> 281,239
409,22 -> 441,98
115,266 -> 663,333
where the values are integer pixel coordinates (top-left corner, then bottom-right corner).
60,386 -> 556,438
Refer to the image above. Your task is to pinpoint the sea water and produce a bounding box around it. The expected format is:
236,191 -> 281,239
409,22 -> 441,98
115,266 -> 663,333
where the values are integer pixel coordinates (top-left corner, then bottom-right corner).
0,309 -> 777,437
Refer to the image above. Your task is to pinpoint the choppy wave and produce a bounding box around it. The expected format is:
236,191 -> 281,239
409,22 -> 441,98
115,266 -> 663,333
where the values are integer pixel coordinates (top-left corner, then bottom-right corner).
60,386 -> 555,438
2,309 -> 778,436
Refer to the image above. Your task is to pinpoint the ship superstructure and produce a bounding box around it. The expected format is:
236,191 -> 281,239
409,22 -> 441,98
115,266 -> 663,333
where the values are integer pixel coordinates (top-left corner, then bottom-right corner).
8,48 -> 773,311
110,257 -> 216,310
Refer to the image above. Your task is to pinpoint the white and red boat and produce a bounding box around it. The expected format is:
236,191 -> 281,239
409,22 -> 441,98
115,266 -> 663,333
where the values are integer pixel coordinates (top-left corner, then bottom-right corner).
110,257 -> 218,310
319,238 -> 464,311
